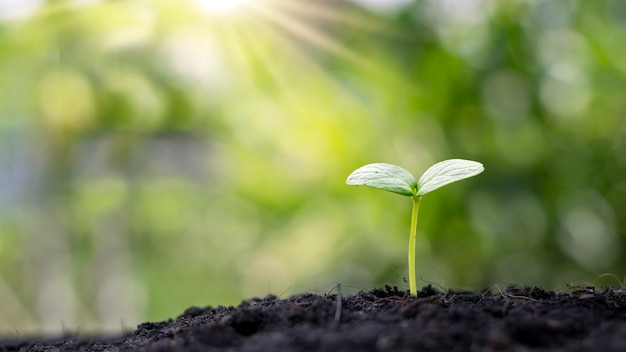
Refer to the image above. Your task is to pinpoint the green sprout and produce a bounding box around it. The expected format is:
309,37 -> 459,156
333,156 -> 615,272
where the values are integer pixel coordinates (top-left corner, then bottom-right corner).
346,159 -> 484,295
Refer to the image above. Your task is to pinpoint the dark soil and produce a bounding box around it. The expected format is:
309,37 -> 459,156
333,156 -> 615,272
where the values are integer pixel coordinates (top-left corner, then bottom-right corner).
2,285 -> 626,351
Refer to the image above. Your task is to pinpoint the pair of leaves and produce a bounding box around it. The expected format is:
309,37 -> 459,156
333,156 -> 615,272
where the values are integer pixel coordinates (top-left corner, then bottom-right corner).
346,159 -> 484,197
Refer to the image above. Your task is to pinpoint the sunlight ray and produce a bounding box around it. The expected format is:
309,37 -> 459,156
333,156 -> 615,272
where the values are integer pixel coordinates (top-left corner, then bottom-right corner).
246,1 -> 374,70
203,0 -> 417,121
247,0 -> 416,92
197,0 -> 249,12
207,0 -> 415,125
269,0 -> 389,33
215,19 -> 259,88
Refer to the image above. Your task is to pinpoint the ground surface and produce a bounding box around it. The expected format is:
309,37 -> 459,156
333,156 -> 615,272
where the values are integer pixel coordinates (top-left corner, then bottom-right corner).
1,285 -> 625,351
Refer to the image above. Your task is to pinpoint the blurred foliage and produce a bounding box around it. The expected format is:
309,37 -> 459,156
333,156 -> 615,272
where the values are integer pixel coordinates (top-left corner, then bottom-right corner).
1,0 -> 626,334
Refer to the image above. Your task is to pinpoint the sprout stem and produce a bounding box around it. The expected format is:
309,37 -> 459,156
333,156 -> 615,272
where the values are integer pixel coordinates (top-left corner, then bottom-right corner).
408,195 -> 421,295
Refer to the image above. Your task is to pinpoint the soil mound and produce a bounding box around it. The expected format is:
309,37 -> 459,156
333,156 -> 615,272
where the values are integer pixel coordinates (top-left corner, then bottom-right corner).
2,286 -> 625,351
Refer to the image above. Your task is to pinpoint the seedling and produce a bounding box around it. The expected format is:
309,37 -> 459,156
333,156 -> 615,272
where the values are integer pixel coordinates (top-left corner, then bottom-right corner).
346,159 -> 484,295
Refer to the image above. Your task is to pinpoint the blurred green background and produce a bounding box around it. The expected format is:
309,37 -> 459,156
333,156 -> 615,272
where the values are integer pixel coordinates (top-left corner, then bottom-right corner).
1,0 -> 625,335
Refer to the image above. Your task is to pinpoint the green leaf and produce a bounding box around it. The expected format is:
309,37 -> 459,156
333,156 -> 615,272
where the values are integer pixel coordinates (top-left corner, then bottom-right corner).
346,163 -> 417,196
417,159 -> 484,196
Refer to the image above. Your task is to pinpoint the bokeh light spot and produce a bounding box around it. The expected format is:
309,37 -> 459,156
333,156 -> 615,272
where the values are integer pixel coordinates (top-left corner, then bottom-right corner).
38,69 -> 95,131
556,191 -> 620,271
540,63 -> 591,118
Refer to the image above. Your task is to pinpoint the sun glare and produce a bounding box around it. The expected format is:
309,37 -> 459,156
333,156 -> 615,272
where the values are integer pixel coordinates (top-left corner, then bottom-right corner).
197,0 -> 249,12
